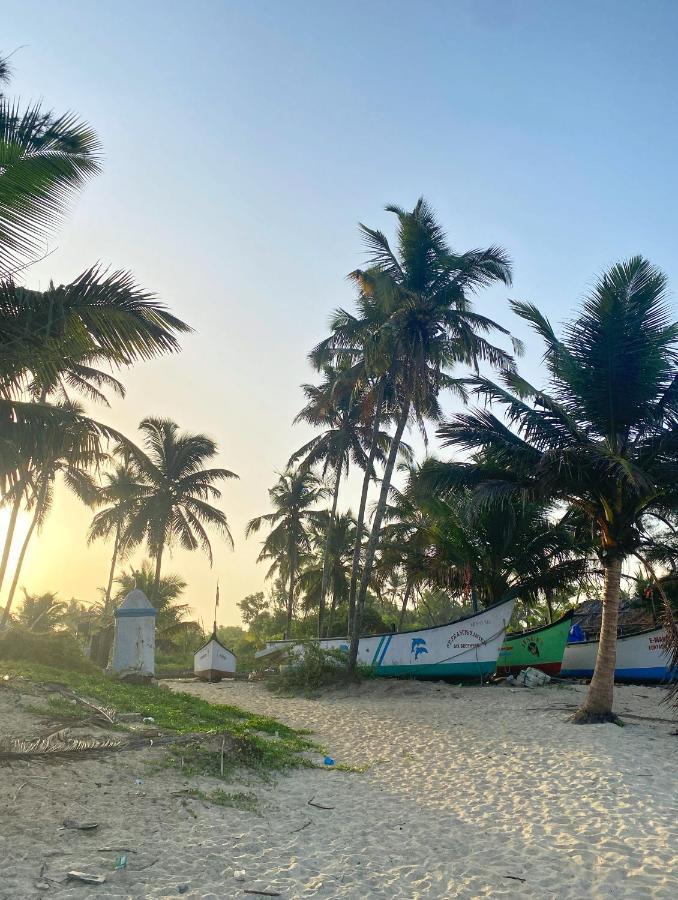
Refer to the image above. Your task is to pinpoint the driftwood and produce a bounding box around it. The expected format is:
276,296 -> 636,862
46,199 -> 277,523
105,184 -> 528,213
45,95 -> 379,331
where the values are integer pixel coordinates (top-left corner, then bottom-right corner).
307,795 -> 334,810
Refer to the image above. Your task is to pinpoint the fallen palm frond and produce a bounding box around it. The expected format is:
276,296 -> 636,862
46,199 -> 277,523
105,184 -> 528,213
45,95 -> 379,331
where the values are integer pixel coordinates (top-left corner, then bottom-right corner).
0,734 -> 123,760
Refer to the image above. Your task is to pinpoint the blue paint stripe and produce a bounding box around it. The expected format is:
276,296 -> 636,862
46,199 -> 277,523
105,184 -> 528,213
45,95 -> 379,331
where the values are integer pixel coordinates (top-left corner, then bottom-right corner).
377,634 -> 392,667
562,666 -> 676,683
114,608 -> 157,618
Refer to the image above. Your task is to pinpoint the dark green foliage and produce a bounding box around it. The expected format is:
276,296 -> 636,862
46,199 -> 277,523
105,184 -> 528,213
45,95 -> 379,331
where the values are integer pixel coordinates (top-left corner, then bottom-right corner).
268,644 -> 374,694
0,628 -> 97,673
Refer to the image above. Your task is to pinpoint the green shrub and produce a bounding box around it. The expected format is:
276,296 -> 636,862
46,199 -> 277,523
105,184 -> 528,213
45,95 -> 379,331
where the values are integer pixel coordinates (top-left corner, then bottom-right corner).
268,643 -> 373,694
0,627 -> 98,673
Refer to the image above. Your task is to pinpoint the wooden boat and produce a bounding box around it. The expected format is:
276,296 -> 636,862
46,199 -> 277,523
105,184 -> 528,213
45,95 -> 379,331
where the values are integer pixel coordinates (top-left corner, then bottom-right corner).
561,626 -> 677,683
496,610 -> 574,676
193,629 -> 236,682
256,596 -> 516,680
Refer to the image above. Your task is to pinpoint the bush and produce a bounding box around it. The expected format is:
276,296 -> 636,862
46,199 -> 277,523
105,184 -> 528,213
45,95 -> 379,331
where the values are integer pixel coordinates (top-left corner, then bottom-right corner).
268,643 -> 373,694
0,627 -> 98,674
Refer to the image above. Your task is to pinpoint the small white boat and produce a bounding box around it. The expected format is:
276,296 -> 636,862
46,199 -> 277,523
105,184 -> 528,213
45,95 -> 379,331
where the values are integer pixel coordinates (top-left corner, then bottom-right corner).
256,596 -> 516,680
193,630 -> 236,682
561,626 -> 676,683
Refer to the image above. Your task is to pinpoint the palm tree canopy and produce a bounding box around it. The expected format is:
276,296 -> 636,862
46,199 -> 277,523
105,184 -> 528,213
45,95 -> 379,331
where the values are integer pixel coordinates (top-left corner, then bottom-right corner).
430,257 -> 678,558
124,417 -> 238,563
0,53 -> 102,275
246,468 -> 326,580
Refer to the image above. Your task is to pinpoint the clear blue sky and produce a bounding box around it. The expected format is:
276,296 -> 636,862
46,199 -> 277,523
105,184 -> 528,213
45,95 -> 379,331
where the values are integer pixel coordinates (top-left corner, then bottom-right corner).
3,1 -> 678,624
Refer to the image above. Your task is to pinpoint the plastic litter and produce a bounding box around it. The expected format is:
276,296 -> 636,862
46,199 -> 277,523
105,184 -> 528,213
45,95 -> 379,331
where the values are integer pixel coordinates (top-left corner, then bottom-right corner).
234,869 -> 247,882
142,716 -> 155,724
114,854 -> 127,870
323,756 -> 335,767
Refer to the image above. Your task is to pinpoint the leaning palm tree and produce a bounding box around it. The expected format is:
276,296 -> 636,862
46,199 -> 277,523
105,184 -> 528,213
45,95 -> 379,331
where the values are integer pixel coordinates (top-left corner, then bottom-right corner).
246,468 -> 326,637
319,199 -> 517,671
0,51 -> 102,275
0,400 -> 101,626
88,453 -> 144,610
428,257 -> 678,722
298,510 -> 357,636
0,269 -> 190,595
123,418 -> 238,601
16,590 -> 67,632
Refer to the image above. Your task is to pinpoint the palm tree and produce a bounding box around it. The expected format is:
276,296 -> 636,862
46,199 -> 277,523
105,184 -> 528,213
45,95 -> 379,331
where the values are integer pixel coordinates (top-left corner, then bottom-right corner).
429,257 -> 678,722
0,269 -> 190,596
246,468 -> 326,637
88,453 -> 143,610
0,52 -> 101,275
16,590 -> 67,631
321,199 -> 517,671
0,400 -> 101,625
290,364 -> 389,636
298,510 -> 357,636
123,418 -> 238,601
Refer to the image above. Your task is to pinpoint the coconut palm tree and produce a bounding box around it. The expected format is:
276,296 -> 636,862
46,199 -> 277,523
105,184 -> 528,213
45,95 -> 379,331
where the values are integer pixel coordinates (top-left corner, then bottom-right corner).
246,468 -> 326,637
16,590 -> 67,632
290,363 -> 390,636
0,400 -> 102,625
88,453 -> 144,610
320,199 -> 517,671
298,510 -> 357,636
429,257 -> 678,722
0,269 -> 190,597
0,52 -> 101,275
123,418 -> 238,602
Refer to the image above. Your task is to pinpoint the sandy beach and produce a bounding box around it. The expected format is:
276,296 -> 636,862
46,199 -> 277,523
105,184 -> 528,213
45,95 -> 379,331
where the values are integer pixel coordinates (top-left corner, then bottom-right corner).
1,678 -> 676,899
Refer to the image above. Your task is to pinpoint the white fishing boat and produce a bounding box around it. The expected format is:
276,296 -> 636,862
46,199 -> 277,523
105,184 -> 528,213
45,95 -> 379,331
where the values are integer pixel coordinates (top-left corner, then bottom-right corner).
561,626 -> 676,683
193,628 -> 236,682
256,596 -> 516,680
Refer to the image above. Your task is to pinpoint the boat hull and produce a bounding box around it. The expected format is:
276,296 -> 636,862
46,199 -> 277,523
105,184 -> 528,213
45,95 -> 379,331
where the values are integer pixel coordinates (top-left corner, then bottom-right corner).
193,636 -> 236,681
260,598 -> 516,680
561,627 -> 676,683
496,611 -> 573,676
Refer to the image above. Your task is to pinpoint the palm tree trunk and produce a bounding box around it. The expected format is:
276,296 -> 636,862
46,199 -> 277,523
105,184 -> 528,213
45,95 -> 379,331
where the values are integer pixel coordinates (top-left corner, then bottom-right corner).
3,500 -> 41,621
574,553 -> 623,723
348,400 -> 410,674
285,557 -> 297,639
544,588 -> 554,624
0,492 -> 23,606
325,591 -> 339,638
397,580 -> 413,631
153,545 -> 164,604
104,523 -> 121,609
318,458 -> 342,639
347,384 -> 385,636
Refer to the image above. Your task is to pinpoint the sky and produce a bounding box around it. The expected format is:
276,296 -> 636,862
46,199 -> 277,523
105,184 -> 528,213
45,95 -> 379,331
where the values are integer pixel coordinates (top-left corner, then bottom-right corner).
2,0 -> 678,628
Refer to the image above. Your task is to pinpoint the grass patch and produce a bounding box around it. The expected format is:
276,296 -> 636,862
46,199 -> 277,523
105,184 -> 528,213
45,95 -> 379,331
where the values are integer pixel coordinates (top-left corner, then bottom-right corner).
174,787 -> 259,812
0,661 -> 316,774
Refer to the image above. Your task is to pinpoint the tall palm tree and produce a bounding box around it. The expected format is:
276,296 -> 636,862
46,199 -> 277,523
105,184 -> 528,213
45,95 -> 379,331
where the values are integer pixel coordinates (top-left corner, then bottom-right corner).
0,52 -> 102,275
123,418 -> 238,601
16,589 -> 67,632
246,468 -> 326,637
298,510 -> 357,636
0,269 -> 190,596
290,364 -> 389,636
429,257 -> 678,722
88,453 -> 143,610
321,199 -> 517,671
0,400 -> 101,625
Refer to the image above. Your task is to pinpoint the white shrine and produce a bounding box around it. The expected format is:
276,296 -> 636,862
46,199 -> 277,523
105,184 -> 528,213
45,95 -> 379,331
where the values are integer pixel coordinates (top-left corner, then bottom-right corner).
110,588 -> 157,679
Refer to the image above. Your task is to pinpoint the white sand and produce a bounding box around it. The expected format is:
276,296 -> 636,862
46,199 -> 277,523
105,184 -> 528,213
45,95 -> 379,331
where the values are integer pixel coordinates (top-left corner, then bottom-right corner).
1,678 -> 676,898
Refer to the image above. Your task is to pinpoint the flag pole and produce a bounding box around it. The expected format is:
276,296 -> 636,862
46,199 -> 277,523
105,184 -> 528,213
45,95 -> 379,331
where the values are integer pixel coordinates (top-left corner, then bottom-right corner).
213,581 -> 220,635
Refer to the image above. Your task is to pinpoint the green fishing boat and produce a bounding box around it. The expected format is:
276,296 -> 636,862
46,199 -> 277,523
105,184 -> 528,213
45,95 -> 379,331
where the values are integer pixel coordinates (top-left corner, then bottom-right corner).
496,610 -> 574,676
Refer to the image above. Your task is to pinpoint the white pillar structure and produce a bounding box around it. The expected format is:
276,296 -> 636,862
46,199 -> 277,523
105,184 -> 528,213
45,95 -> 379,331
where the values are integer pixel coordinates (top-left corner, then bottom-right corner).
110,588 -> 157,679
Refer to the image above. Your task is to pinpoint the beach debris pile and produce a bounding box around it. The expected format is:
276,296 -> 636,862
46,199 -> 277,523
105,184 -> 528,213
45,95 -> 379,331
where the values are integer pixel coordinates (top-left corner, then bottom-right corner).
505,667 -> 552,689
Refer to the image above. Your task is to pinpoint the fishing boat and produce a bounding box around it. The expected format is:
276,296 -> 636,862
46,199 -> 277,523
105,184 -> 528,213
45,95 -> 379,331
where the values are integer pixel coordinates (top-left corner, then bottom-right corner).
496,610 -> 574,676
256,596 -> 516,680
561,626 -> 676,683
193,628 -> 236,682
